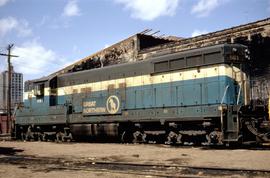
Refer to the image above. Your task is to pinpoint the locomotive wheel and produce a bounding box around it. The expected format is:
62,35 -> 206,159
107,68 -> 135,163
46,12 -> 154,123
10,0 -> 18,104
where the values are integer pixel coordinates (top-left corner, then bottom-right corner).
165,131 -> 182,145
63,128 -> 73,142
21,132 -> 26,141
65,133 -> 73,142
206,131 -> 223,145
121,131 -> 134,143
56,132 -> 64,142
25,126 -> 34,141
38,133 -> 45,141
42,134 -> 48,142
176,133 -> 183,144
132,131 -> 147,143
165,131 -> 177,145
121,131 -> 128,143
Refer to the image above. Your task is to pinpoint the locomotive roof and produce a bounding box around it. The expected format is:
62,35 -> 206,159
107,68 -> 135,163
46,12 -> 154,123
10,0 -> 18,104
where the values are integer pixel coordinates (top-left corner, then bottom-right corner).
59,43 -> 246,77
55,43 -> 247,87
28,43 -> 246,86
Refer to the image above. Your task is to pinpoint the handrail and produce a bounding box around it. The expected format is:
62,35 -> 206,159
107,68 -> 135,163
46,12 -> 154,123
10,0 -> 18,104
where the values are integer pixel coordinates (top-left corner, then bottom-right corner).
221,85 -> 229,104
237,83 -> 242,105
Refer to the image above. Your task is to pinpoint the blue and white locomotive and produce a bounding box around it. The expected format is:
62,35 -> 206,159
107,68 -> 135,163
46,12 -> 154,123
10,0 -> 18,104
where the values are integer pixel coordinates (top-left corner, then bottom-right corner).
15,43 -> 270,145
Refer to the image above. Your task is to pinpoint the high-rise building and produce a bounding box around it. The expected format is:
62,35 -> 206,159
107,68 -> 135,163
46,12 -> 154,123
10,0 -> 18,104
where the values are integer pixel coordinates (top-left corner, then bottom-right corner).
0,66 -> 23,113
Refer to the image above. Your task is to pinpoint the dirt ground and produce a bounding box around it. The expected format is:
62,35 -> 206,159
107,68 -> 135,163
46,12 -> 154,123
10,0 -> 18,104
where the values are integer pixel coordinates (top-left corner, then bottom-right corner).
1,141 -> 270,177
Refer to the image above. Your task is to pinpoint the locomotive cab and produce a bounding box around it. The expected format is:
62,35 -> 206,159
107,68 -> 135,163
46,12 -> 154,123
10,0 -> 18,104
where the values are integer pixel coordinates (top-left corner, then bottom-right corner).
15,75 -> 70,141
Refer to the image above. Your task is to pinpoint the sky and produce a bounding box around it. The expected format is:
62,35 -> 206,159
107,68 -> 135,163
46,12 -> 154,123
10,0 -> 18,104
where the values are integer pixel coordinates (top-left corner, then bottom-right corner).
0,0 -> 269,81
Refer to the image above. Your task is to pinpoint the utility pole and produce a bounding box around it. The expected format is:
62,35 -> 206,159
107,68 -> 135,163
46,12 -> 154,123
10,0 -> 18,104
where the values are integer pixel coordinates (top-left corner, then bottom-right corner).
0,44 -> 18,134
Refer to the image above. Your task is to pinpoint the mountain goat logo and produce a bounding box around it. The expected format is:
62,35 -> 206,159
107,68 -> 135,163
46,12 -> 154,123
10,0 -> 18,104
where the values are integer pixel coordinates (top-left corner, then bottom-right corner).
106,95 -> 120,114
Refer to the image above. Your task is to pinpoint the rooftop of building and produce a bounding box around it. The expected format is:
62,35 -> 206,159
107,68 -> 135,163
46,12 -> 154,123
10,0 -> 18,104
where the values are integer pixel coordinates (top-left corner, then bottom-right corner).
29,17 -> 270,83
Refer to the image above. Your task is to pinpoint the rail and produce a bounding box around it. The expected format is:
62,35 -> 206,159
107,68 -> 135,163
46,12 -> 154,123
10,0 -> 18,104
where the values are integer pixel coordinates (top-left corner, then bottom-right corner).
1,154 -> 270,177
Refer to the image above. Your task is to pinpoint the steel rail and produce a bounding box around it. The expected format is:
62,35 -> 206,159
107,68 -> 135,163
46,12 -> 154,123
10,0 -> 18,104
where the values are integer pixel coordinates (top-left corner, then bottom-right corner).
1,155 -> 270,175
92,161 -> 270,173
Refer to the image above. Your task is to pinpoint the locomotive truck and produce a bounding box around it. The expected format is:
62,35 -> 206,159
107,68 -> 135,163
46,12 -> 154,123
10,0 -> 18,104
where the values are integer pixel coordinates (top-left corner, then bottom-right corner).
15,43 -> 270,145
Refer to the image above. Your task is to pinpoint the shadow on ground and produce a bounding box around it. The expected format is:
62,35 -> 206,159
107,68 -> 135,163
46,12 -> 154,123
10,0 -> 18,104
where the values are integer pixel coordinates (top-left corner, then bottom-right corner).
0,147 -> 24,155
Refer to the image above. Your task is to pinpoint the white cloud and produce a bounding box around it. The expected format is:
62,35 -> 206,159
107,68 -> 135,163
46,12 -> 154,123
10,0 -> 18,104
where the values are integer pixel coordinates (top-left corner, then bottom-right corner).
12,40 -> 68,80
0,0 -> 10,7
0,17 -> 32,37
36,15 -> 49,27
48,18 -> 70,29
63,0 -> 81,17
72,45 -> 81,55
17,19 -> 32,37
191,29 -> 208,37
191,0 -> 227,17
37,15 -> 70,29
114,0 -> 180,21
0,17 -> 17,37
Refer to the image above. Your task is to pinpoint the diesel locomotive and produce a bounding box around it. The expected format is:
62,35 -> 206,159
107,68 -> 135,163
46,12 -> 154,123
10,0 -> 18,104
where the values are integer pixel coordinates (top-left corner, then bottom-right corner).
15,43 -> 270,145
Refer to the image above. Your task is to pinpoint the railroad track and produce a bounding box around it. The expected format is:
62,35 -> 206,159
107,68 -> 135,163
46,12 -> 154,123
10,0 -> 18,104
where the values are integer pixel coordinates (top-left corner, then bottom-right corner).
1,154 -> 270,177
